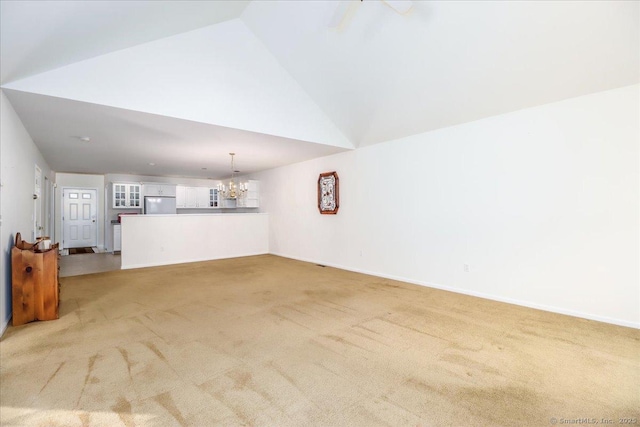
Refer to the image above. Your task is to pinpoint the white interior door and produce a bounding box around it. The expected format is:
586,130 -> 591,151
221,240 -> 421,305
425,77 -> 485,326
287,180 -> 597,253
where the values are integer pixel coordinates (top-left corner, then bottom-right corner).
63,188 -> 98,248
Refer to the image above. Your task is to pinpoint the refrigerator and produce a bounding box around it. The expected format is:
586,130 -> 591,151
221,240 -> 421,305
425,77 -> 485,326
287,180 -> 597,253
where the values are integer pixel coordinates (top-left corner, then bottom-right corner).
144,196 -> 177,214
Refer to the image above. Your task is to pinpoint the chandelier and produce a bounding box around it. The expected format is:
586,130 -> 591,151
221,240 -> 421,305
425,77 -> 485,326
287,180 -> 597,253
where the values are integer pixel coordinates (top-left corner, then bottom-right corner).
217,153 -> 248,200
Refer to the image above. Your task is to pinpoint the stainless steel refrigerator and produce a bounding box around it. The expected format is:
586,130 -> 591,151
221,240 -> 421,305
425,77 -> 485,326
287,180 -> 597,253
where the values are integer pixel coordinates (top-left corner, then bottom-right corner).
144,196 -> 177,214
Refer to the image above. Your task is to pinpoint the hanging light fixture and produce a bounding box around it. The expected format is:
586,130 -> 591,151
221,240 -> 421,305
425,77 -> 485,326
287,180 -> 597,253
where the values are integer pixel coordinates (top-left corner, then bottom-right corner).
218,153 -> 248,200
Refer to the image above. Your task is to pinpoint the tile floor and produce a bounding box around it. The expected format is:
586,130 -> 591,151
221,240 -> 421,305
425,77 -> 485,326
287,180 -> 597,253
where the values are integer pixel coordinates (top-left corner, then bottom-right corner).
59,252 -> 121,277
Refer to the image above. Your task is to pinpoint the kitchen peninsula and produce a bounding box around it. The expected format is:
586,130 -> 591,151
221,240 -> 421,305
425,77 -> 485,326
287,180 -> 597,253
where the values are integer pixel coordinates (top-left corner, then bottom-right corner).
120,213 -> 268,269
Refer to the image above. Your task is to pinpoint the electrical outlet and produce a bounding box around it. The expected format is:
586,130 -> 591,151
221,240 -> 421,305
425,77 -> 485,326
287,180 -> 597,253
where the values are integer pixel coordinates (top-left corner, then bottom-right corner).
463,264 -> 470,273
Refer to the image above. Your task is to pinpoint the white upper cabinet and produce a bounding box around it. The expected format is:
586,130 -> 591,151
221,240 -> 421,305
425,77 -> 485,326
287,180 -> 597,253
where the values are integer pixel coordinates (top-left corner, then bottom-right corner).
116,181 -> 258,210
209,188 -> 219,208
183,186 -> 209,208
185,187 -> 197,208
143,183 -> 176,197
236,180 -> 259,208
246,180 -> 259,208
195,187 -> 209,208
112,182 -> 141,209
176,185 -> 187,208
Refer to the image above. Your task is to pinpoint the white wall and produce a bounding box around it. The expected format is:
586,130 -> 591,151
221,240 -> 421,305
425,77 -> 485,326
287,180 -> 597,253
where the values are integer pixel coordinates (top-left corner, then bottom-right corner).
0,91 -> 53,333
55,173 -> 105,250
121,213 -> 268,269
254,85 -> 640,328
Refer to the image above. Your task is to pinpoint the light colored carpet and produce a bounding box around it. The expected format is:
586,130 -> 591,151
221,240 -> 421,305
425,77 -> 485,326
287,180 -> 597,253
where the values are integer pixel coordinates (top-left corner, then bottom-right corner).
1,255 -> 638,426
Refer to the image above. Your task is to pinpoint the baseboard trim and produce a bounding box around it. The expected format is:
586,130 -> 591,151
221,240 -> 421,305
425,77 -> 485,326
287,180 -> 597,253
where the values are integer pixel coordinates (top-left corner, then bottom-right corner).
1,314 -> 10,338
270,252 -> 640,330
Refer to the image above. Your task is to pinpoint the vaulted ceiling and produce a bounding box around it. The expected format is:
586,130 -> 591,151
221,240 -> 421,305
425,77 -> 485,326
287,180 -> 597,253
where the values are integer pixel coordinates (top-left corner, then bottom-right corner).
1,1 -> 638,179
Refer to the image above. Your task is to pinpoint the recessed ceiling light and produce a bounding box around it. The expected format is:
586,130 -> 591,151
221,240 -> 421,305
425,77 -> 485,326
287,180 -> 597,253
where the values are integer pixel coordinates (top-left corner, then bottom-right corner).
79,136 -> 91,142
148,162 -> 156,166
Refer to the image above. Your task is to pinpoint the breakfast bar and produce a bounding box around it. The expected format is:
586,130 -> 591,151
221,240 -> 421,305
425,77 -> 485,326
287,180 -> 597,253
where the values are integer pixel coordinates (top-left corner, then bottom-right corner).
120,213 -> 269,269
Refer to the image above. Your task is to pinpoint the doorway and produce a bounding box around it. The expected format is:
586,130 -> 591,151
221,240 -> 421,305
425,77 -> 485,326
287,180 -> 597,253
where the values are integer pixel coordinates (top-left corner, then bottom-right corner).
62,188 -> 98,249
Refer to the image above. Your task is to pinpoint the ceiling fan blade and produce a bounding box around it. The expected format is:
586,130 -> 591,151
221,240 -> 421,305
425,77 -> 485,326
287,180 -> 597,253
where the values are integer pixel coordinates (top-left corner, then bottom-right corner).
328,1 -> 351,28
383,0 -> 413,14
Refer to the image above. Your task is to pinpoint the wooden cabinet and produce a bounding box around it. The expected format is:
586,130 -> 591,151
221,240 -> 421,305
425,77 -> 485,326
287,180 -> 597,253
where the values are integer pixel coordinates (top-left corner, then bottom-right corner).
143,183 -> 176,197
11,234 -> 59,326
113,182 -> 141,208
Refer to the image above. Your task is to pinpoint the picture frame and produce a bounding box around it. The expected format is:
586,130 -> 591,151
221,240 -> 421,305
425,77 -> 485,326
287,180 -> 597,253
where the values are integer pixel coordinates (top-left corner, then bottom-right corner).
318,171 -> 339,215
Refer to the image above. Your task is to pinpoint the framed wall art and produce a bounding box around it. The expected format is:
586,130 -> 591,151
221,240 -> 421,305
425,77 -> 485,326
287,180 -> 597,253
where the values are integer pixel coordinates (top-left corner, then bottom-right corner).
318,171 -> 339,215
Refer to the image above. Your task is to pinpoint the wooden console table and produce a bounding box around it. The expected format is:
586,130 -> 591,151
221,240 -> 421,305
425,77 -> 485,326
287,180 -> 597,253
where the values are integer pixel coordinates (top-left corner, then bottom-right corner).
11,233 -> 60,326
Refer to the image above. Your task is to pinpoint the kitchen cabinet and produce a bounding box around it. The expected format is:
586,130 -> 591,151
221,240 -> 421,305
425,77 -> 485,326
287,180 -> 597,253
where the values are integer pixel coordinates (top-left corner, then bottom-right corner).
176,185 -> 218,209
143,183 -> 176,197
199,187 -> 211,208
115,181 -> 257,210
235,180 -> 259,208
221,198 -> 237,209
209,188 -> 219,208
113,183 -> 141,208
241,180 -> 259,208
185,187 -> 197,208
113,224 -> 121,252
176,186 -> 187,208
183,186 -> 213,208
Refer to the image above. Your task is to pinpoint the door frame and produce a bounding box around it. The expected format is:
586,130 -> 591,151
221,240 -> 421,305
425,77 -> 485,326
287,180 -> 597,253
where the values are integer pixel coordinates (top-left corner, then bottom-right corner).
33,164 -> 42,241
44,176 -> 54,239
61,186 -> 99,250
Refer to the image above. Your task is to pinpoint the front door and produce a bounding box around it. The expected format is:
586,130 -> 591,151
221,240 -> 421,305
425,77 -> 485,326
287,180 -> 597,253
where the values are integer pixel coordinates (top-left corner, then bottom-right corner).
63,188 -> 97,248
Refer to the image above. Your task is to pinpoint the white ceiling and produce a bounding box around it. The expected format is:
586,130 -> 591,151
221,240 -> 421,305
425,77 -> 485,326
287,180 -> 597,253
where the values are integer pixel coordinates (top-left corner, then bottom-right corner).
1,0 -> 638,179
2,89 -> 346,178
0,0 -> 250,84
242,0 -> 639,146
